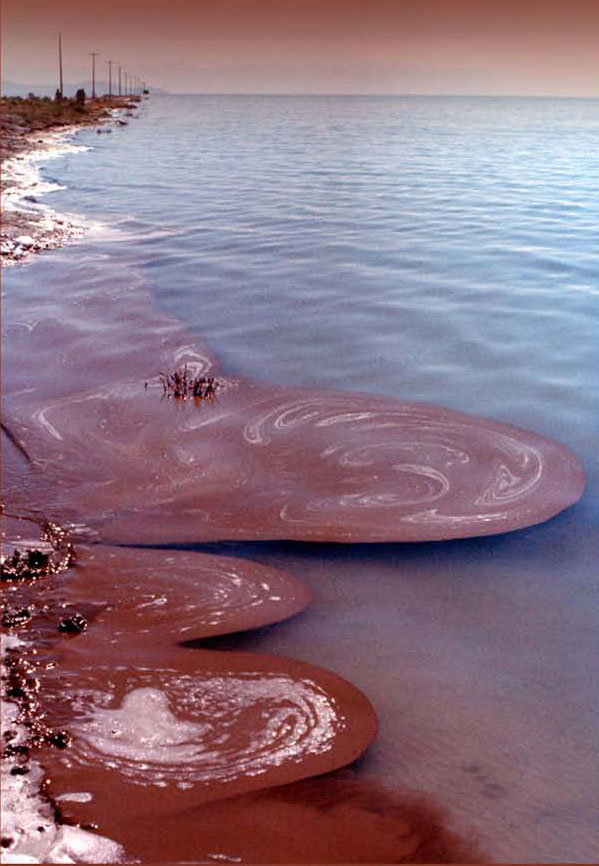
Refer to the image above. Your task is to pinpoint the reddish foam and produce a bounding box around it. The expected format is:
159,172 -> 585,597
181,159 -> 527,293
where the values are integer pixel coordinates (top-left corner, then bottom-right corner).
37,639 -> 378,824
56,545 -> 313,642
9,377 -> 585,544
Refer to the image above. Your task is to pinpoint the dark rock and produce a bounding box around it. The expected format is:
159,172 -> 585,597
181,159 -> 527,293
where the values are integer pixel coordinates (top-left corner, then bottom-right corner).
46,730 -> 71,749
58,612 -> 88,634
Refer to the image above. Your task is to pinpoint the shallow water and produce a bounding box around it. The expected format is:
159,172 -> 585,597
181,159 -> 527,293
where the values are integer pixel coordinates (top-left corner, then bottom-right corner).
2,94 -> 598,862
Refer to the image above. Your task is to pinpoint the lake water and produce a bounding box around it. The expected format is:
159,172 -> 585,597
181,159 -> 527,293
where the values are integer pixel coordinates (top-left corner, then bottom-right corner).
2,95 -> 598,862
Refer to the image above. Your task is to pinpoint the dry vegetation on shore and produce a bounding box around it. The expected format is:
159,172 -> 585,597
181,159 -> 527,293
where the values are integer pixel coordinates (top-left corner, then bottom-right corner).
1,93 -> 140,160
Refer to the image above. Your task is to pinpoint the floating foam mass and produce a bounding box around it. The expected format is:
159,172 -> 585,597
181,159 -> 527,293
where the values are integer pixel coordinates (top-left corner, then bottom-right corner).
11,377 -> 585,544
38,647 -> 378,824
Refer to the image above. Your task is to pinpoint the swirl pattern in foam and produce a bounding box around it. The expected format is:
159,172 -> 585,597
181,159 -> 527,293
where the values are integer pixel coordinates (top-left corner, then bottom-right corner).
69,674 -> 338,786
39,650 -> 378,808
58,546 -> 313,642
9,379 -> 585,544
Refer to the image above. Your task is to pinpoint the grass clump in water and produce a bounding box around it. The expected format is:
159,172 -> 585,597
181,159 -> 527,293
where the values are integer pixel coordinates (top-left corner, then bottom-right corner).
159,365 -> 218,400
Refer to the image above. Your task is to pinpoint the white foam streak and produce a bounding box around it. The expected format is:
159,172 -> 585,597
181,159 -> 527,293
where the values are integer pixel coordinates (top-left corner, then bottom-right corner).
67,672 -> 340,787
2,129 -> 102,265
74,688 -> 211,764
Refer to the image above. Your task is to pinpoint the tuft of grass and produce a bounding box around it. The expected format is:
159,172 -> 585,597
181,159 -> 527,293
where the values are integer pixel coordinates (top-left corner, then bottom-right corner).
159,365 -> 219,401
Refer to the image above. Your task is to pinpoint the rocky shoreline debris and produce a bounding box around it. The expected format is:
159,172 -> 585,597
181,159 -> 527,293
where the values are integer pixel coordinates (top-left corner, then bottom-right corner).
1,516 -> 124,863
1,523 -> 74,584
0,205 -> 86,266
1,95 -> 140,160
57,613 -> 88,635
1,648 -> 124,864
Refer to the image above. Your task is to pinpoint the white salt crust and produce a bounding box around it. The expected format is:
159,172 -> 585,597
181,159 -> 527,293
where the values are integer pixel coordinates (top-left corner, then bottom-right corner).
1,635 -> 126,864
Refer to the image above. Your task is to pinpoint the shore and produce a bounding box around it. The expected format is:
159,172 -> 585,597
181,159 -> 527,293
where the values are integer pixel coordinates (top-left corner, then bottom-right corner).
1,95 -> 140,265
0,110 -> 379,862
1,518 -> 127,864
1,103 -> 139,862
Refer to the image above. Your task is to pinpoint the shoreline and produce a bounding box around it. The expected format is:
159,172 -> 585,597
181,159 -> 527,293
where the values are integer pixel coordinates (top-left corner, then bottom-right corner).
0,108 -> 381,863
0,520 -> 126,864
1,97 -> 141,266
1,98 -> 142,863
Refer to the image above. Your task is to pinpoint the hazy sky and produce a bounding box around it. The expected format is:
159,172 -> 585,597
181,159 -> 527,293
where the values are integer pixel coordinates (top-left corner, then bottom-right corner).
2,0 -> 598,96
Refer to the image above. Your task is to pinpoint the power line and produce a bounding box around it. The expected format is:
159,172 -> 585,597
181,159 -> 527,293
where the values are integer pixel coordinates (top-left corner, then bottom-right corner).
58,32 -> 63,97
89,52 -> 99,99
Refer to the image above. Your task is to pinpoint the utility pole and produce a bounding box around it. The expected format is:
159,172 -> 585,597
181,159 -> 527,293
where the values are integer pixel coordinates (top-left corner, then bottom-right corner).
58,32 -> 63,97
107,60 -> 114,97
118,66 -> 122,97
90,52 -> 98,99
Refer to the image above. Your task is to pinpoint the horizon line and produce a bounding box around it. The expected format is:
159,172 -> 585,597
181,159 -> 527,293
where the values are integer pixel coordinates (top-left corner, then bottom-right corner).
165,90 -> 598,99
2,83 -> 597,101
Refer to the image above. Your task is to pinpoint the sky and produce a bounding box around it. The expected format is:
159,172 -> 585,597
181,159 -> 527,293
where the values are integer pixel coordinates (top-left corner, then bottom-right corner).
2,0 -> 598,97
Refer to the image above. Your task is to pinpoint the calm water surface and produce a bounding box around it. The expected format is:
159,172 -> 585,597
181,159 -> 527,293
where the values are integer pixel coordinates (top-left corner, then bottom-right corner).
3,95 -> 598,862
